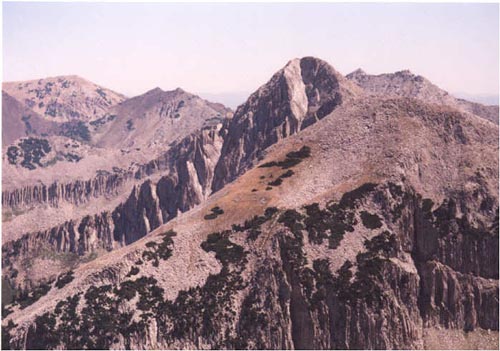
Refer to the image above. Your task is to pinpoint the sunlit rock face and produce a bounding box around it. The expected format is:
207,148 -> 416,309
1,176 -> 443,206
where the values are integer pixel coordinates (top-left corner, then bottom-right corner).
2,57 -> 498,350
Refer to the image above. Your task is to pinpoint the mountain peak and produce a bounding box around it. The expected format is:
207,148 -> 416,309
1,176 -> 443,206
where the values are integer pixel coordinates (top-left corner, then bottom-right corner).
143,87 -> 192,98
281,56 -> 344,80
395,69 -> 416,77
346,68 -> 367,79
145,87 -> 164,95
94,84 -> 231,150
243,56 -> 357,121
2,75 -> 126,122
2,55 -> 498,351
212,56 -> 360,191
346,67 -> 498,124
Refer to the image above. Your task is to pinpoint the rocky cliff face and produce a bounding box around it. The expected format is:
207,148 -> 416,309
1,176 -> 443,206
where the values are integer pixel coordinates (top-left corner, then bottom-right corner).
2,124 -> 225,288
2,57 -> 498,350
2,83 -> 229,214
2,172 -> 131,210
4,181 -> 497,350
212,57 -> 360,191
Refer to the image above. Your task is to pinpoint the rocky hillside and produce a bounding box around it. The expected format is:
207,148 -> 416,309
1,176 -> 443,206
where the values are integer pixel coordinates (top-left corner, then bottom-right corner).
212,57 -> 361,191
2,76 -> 126,123
93,87 -> 231,150
346,68 -> 499,124
2,78 -> 234,297
2,85 -> 233,298
2,92 -> 60,147
2,84 -> 233,214
2,57 -> 498,350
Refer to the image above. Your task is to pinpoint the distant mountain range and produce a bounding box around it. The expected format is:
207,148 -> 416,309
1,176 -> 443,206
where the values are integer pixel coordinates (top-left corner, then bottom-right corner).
196,91 -> 251,110
2,57 -> 498,350
453,92 -> 499,106
346,68 -> 499,124
198,83 -> 500,112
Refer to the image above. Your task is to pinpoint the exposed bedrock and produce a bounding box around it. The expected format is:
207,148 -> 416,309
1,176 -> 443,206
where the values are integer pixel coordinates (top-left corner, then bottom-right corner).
2,173 -> 130,210
212,57 -> 358,192
2,126 -> 224,273
4,182 -> 498,349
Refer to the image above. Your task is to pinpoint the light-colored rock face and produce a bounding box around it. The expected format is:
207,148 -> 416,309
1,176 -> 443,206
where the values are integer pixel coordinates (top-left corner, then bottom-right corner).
283,59 -> 309,120
2,57 -> 499,350
3,98 -> 498,348
2,76 -> 126,123
212,57 -> 361,192
346,69 -> 499,124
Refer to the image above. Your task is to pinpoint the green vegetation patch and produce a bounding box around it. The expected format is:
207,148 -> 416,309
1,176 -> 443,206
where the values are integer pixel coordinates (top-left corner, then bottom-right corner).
267,170 -> 295,187
141,230 -> 176,267
45,100 -> 60,117
259,146 -> 311,169
422,198 -> 434,213
268,178 -> 283,186
339,183 -> 377,208
2,320 -> 17,350
277,228 -> 399,317
201,231 -> 246,265
6,138 -> 52,170
278,199 -> 358,250
55,270 -> 74,289
59,121 -> 91,142
62,153 -> 82,163
333,230 -> 398,309
23,229 -> 248,348
21,115 -> 33,134
126,119 -> 135,131
360,211 -> 383,229
204,206 -> 224,220
430,197 -> 498,241
126,266 -> 140,277
232,207 -> 278,241
12,279 -> 54,309
90,114 -> 117,128
95,88 -> 107,100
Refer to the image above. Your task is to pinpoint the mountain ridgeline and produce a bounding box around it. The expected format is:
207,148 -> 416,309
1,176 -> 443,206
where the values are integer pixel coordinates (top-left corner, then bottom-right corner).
212,57 -> 361,191
1,56 -> 498,350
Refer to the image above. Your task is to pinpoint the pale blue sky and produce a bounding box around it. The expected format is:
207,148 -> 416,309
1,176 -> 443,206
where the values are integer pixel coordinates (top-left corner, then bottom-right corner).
3,2 -> 499,107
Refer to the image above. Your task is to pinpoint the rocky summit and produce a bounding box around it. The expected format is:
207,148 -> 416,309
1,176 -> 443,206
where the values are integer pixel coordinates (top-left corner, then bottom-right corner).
1,57 -> 498,350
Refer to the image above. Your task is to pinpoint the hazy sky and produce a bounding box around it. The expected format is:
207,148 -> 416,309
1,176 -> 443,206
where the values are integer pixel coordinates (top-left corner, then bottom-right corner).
3,2 -> 499,107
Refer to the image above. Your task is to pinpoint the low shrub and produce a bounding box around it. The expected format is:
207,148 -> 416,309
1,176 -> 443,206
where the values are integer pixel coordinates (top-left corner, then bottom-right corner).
268,178 -> 283,186
126,266 -> 140,277
55,271 -> 74,289
141,231 -> 176,266
201,231 -> 246,265
259,146 -> 311,170
204,206 -> 224,220
360,211 -> 382,229
339,183 -> 377,209
16,280 -> 53,309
